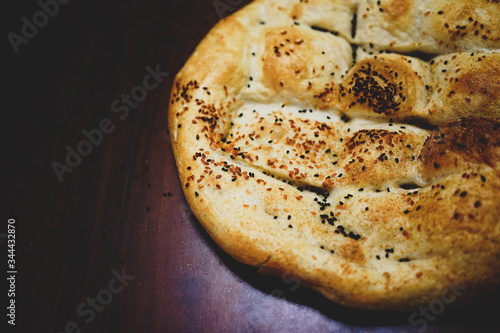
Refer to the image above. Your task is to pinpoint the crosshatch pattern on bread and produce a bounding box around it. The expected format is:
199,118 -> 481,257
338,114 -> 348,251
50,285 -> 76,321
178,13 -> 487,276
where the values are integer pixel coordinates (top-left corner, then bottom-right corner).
168,0 -> 500,311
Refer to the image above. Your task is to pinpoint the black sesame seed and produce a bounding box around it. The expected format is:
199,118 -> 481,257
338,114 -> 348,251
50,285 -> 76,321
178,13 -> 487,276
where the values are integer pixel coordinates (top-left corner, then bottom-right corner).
348,232 -> 361,241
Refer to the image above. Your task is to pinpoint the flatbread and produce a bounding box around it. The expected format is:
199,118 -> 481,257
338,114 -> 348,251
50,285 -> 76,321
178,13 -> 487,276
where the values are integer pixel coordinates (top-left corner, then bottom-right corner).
168,0 -> 500,311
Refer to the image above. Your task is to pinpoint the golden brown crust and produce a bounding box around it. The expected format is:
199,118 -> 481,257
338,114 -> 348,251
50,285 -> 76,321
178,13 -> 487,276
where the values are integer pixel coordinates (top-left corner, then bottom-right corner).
340,54 -> 430,119
168,0 -> 500,311
356,0 -> 500,53
427,52 -> 500,123
420,118 -> 500,180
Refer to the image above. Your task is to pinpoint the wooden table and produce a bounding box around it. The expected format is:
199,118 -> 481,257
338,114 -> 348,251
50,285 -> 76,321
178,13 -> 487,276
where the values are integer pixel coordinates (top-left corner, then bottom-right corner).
5,0 -> 498,332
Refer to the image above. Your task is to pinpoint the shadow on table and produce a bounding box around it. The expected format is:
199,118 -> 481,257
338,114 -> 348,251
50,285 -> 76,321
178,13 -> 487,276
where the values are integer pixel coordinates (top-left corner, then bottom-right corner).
190,213 -> 499,330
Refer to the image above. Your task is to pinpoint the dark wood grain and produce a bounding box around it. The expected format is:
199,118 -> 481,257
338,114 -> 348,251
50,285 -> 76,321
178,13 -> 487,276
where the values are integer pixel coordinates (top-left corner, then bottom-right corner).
5,0 -> 498,332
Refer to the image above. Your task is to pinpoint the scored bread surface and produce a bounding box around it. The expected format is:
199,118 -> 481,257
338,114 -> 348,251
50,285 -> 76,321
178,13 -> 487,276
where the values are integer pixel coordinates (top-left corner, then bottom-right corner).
168,0 -> 500,311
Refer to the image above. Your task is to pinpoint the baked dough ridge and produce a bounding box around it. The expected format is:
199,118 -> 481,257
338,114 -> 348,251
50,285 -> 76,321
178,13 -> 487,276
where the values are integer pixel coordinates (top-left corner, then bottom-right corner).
168,0 -> 500,310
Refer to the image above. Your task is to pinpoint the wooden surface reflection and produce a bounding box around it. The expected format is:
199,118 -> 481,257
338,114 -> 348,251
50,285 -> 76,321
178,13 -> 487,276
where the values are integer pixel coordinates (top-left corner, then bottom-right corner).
6,0 -> 498,332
